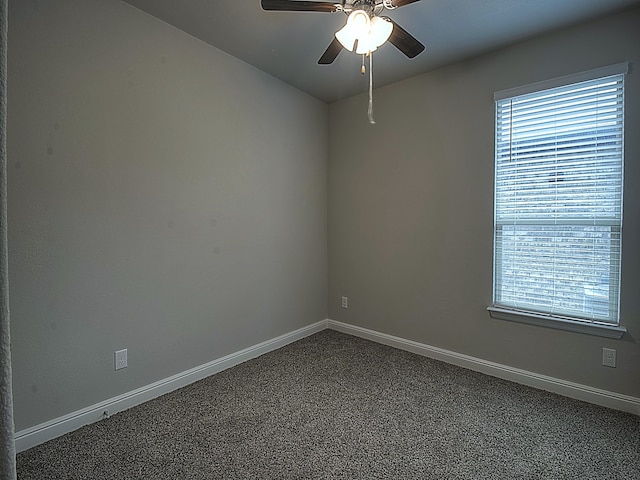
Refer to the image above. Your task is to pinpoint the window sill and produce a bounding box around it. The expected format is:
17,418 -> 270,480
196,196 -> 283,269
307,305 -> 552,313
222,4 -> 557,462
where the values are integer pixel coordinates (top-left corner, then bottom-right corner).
487,306 -> 626,339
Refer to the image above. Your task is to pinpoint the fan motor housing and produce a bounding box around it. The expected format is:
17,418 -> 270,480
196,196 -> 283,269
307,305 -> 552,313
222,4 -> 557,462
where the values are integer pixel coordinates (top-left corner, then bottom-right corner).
349,1 -> 379,16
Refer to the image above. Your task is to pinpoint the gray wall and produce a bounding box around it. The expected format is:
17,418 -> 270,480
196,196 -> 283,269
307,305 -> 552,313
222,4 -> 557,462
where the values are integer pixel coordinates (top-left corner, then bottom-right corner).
8,0 -> 328,431
328,7 -> 640,398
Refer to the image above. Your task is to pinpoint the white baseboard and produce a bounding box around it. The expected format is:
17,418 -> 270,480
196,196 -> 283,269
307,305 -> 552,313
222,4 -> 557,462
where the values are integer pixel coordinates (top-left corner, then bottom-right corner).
327,319 -> 640,416
15,319 -> 329,453
16,317 -> 638,452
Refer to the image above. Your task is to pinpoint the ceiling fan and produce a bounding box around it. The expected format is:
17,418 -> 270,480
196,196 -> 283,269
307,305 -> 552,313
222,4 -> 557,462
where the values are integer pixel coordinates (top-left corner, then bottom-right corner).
261,0 -> 425,65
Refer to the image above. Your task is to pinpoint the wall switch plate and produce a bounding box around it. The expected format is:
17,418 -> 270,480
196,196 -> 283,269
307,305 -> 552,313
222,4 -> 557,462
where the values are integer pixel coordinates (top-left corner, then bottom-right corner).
115,349 -> 128,370
602,347 -> 616,368
341,296 -> 348,309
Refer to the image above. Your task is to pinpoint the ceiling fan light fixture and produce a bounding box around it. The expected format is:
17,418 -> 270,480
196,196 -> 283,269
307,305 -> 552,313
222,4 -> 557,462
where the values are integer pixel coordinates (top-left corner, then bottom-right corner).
335,24 -> 356,51
348,10 -> 371,38
369,16 -> 393,48
335,10 -> 371,51
355,37 -> 377,55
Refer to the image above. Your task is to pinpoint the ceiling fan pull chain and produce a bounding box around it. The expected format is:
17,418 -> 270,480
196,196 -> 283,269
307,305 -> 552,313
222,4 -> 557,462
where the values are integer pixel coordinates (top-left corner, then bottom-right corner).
368,52 -> 375,124
361,54 -> 366,75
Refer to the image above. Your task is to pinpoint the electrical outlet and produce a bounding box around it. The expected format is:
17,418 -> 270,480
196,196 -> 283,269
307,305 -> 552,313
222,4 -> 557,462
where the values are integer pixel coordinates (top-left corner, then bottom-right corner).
341,296 -> 348,308
602,347 -> 616,368
115,349 -> 128,370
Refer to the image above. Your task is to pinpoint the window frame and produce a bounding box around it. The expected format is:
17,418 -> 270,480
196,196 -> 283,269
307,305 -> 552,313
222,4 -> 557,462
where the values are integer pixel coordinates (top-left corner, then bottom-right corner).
488,63 -> 628,339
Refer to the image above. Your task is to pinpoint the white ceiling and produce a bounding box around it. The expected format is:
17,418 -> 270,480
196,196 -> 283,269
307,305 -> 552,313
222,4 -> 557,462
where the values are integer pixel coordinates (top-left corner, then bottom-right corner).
122,0 -> 640,103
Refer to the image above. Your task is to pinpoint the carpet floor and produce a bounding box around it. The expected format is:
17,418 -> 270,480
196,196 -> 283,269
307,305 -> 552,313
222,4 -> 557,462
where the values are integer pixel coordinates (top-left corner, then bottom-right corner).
16,330 -> 640,479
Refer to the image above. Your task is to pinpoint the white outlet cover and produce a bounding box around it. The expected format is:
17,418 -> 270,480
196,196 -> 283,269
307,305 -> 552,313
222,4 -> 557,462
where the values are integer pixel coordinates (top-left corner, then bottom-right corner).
602,348 -> 616,368
115,349 -> 128,370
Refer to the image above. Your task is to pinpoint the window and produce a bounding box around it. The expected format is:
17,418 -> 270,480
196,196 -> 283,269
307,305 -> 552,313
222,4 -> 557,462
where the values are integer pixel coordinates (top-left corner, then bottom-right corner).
489,64 -> 627,338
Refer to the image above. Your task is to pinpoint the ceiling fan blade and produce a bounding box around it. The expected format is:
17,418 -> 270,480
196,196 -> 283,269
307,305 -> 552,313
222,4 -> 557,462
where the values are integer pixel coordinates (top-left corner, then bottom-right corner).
389,0 -> 421,7
387,19 -> 425,58
261,0 -> 340,12
318,37 -> 343,64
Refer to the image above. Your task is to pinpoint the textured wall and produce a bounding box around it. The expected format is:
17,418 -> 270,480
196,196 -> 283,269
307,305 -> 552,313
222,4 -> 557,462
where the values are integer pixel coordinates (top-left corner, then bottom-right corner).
328,7 -> 640,397
8,0 -> 328,431
1,0 -> 16,476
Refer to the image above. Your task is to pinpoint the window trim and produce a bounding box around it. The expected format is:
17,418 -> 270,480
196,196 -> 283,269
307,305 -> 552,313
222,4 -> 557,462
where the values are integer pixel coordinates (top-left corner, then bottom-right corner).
489,63 -> 628,338
494,62 -> 628,101
487,306 -> 626,339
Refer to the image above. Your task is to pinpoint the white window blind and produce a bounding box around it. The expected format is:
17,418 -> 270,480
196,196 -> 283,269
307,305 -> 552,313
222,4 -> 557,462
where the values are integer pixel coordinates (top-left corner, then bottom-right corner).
493,67 -> 625,326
